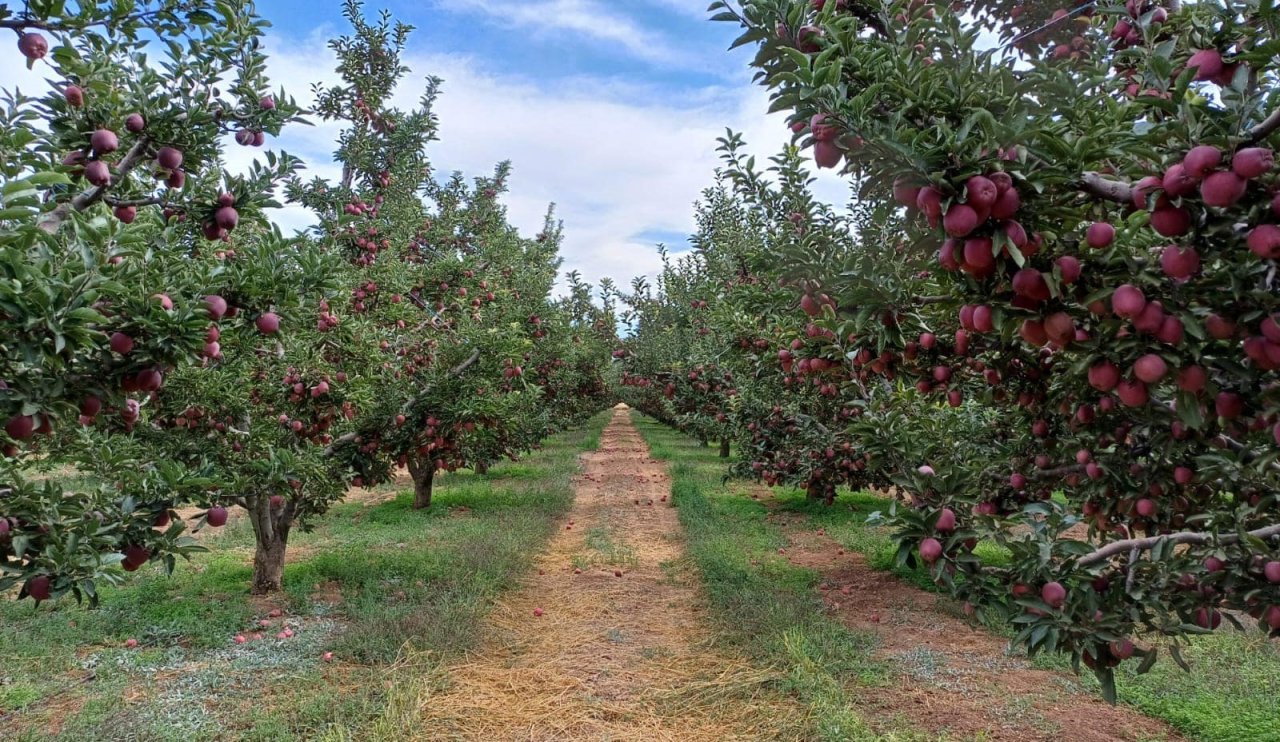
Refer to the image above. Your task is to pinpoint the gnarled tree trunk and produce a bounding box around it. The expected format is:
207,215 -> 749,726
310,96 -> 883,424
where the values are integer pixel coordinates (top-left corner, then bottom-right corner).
719,438 -> 730,458
249,495 -> 295,594
408,455 -> 435,509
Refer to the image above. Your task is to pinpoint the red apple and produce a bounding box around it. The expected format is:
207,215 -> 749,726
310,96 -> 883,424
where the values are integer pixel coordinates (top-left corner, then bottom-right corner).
1247,225 -> 1280,260
1183,144 -> 1222,177
1160,245 -> 1200,279
1133,354 -> 1168,383
1232,147 -> 1274,179
256,312 -> 281,334
26,575 -> 51,602
90,129 -> 119,155
944,203 -> 980,237
1089,362 -> 1121,392
1041,581 -> 1067,608
1200,171 -> 1247,207
5,414 -> 35,441
1214,392 -> 1243,419
966,175 -> 998,209
156,146 -> 183,171
1086,222 -> 1115,248
1111,284 -> 1145,318
84,160 -> 111,187
1150,207 -> 1190,237
18,33 -> 48,60
1011,269 -> 1049,303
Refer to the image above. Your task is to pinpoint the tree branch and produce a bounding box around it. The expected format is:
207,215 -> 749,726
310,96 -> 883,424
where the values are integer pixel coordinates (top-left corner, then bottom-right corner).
39,136 -> 153,233
449,349 -> 481,376
1124,546 -> 1140,592
104,195 -> 169,208
1079,172 -> 1133,205
323,432 -> 358,456
1077,523 -> 1280,567
0,11 -> 166,32
1246,107 -> 1280,145
323,349 -> 482,457
793,412 -> 831,436
984,463 -> 1084,482
839,4 -> 890,40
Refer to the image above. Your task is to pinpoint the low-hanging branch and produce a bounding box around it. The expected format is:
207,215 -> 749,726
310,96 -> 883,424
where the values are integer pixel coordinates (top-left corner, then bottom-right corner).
1077,523 -> 1280,567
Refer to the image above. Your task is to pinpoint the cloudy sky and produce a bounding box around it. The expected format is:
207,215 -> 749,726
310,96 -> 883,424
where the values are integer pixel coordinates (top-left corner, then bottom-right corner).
6,0 -> 851,292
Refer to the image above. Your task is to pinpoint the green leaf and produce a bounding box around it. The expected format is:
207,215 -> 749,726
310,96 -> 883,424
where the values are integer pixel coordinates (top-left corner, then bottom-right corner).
1097,668 -> 1117,705
1135,647 -> 1158,675
25,172 -> 73,186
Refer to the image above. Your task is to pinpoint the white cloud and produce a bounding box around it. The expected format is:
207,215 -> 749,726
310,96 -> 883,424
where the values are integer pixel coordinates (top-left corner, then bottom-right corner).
432,0 -> 704,68
384,49 -> 850,292
2,27 -> 853,296
238,29 -> 851,293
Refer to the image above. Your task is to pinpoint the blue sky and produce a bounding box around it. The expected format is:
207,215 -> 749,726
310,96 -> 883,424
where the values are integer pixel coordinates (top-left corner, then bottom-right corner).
249,0 -> 853,289
6,0 -> 851,291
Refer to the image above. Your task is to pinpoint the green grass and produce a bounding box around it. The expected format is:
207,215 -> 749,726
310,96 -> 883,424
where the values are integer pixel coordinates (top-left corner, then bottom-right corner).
1027,628 -> 1280,742
0,411 -> 611,741
651,418 -> 1280,742
632,413 -> 942,742
774,484 -> 1280,742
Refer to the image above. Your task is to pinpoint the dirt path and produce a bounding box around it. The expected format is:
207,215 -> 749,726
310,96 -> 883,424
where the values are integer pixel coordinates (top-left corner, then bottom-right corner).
417,405 -> 804,741
776,515 -> 1185,742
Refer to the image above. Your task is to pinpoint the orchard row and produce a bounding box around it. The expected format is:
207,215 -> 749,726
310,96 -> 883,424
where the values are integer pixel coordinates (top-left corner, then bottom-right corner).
0,0 -> 615,601
617,0 -> 1280,701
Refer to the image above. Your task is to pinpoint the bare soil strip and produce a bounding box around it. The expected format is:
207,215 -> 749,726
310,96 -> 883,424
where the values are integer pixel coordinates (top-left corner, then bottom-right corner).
417,406 -> 806,741
773,510 -> 1185,742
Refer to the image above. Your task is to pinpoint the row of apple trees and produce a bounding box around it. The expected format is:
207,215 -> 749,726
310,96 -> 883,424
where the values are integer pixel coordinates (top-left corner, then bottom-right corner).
616,0 -> 1280,700
0,0 -> 613,601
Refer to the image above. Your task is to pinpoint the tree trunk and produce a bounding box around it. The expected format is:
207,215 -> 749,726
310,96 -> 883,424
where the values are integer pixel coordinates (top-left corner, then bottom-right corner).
719,438 -> 730,458
249,496 -> 294,594
474,460 -> 489,476
699,438 -> 709,448
408,455 -> 435,509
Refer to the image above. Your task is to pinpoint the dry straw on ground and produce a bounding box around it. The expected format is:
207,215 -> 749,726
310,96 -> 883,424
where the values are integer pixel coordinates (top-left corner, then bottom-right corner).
411,407 -> 810,741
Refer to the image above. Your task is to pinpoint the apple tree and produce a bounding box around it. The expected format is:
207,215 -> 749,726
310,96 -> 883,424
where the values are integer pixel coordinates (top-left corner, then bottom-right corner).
290,2 -> 613,510
0,0 -> 305,603
706,0 -> 1280,697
